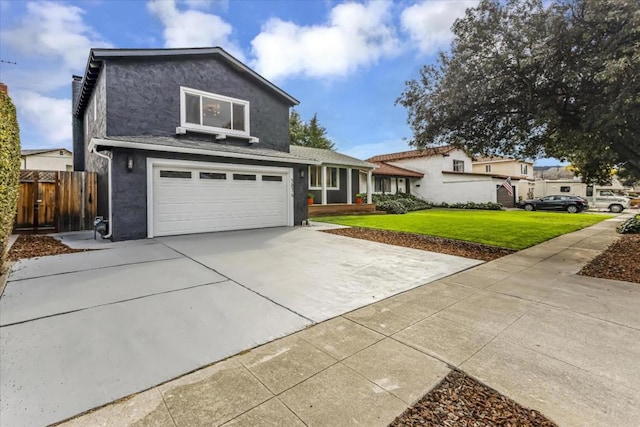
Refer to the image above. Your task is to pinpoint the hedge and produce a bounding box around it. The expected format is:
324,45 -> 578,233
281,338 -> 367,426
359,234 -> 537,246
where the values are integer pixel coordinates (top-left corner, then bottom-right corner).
617,215 -> 640,234
435,201 -> 503,210
373,193 -> 431,214
0,90 -> 21,264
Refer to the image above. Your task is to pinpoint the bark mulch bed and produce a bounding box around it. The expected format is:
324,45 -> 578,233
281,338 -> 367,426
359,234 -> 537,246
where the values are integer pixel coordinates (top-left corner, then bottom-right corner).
578,234 -> 640,284
391,370 -> 557,427
323,227 -> 515,261
7,235 -> 90,261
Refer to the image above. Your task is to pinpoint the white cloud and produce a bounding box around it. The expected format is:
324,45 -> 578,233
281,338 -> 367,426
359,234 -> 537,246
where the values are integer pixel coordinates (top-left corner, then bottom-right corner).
1,1 -> 111,73
400,0 -> 478,54
250,1 -> 400,81
342,139 -> 413,161
14,91 -> 72,146
148,0 -> 244,60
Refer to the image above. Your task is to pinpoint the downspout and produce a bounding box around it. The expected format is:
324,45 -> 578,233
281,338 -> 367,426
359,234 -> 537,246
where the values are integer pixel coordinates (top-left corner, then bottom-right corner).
91,147 -> 113,239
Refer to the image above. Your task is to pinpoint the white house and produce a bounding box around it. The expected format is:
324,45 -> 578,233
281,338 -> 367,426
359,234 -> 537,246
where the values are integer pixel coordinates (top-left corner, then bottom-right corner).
21,148 -> 73,171
365,146 -> 520,206
472,156 -> 535,200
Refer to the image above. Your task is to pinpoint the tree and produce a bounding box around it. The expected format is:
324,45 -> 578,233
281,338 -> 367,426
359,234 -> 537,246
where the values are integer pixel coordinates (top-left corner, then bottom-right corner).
397,0 -> 640,183
289,110 -> 335,150
0,89 -> 21,265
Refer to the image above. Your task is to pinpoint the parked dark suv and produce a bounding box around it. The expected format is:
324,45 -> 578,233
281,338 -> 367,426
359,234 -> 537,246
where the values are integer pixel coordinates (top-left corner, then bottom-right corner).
517,195 -> 589,213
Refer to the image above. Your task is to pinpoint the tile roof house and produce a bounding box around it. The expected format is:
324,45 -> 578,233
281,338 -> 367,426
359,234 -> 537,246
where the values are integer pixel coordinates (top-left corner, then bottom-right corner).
366,146 -> 521,206
72,47 -> 319,241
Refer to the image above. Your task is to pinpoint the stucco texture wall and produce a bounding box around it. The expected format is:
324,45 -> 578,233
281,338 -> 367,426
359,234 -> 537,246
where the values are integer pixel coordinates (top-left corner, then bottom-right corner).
109,148 -> 308,241
104,57 -> 291,152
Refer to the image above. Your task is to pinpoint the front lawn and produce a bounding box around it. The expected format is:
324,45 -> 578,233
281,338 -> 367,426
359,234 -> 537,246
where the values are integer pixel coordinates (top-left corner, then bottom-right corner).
314,210 -> 612,250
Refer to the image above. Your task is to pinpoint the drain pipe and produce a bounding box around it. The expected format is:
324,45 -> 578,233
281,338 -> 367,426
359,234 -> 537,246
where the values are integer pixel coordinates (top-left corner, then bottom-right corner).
91,147 -> 113,239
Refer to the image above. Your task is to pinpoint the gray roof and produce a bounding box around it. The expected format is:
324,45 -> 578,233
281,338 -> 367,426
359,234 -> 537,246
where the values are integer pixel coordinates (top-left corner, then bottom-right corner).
21,148 -> 71,156
92,136 -> 319,165
74,47 -> 299,117
289,146 -> 376,169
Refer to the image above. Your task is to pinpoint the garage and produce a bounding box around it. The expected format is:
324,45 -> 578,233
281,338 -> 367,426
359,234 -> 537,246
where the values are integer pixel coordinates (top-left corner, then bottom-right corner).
148,159 -> 293,237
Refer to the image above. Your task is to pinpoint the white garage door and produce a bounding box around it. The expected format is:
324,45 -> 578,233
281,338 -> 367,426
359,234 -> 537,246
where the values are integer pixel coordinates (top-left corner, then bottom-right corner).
150,161 -> 292,237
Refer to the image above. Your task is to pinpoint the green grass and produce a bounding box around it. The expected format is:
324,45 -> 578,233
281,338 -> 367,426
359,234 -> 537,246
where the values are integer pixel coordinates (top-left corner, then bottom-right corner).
314,209 -> 613,250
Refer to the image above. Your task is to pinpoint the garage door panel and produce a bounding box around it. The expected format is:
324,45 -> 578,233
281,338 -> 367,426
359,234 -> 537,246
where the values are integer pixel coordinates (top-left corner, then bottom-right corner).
152,163 -> 292,237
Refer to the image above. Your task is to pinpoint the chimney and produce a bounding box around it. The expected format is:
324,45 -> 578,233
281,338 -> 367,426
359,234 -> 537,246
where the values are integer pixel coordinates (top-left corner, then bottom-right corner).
0,82 -> 7,95
72,75 -> 85,171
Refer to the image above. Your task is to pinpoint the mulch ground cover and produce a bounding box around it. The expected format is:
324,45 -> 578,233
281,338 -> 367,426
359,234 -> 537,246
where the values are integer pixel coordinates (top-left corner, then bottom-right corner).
391,370 -> 557,427
578,234 -> 640,283
323,227 -> 515,261
7,235 -> 90,261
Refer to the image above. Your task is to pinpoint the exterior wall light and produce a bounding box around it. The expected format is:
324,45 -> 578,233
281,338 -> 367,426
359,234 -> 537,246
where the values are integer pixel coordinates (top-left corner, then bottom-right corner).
127,156 -> 134,171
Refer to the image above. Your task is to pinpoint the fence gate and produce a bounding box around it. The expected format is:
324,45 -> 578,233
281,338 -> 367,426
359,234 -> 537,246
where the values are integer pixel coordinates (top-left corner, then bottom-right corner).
496,185 -> 515,208
14,170 -> 97,233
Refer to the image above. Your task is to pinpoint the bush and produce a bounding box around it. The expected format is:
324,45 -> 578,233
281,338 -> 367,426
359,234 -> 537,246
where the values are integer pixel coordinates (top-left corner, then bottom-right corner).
373,192 -> 431,214
0,90 -> 21,265
617,215 -> 640,234
434,201 -> 503,210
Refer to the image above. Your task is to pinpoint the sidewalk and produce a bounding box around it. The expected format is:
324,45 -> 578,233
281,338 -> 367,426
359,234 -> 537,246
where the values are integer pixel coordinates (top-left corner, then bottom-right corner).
61,214 -> 640,427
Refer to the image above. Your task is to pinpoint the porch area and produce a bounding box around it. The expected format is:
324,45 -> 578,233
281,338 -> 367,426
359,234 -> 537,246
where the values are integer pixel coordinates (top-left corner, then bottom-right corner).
308,203 -> 377,217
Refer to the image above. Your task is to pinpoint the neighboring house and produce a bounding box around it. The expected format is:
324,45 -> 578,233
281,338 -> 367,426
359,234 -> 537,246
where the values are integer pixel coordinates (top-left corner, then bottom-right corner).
366,146 -> 520,206
21,148 -> 73,171
289,146 -> 376,204
472,156 -> 535,200
366,161 -> 424,195
72,47 -> 317,241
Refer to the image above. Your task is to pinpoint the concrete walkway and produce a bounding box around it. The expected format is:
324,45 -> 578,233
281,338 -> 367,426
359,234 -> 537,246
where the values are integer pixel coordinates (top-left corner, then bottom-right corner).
61,214 -> 640,427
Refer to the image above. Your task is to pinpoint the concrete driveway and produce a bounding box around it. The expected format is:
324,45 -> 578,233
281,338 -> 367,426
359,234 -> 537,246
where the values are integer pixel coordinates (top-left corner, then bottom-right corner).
0,225 -> 480,427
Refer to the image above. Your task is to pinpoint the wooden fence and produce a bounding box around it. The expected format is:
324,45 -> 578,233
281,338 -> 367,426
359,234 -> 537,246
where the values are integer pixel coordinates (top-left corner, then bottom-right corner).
14,170 -> 97,233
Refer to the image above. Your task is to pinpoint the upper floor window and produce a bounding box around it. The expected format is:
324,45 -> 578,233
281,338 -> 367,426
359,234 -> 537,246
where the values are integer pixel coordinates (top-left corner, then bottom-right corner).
180,87 -> 249,137
485,165 -> 491,172
560,186 -> 571,193
521,164 -> 528,174
453,160 -> 465,172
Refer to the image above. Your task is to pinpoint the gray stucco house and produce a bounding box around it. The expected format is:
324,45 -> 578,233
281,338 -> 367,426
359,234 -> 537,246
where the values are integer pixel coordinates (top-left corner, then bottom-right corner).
72,47 -> 321,241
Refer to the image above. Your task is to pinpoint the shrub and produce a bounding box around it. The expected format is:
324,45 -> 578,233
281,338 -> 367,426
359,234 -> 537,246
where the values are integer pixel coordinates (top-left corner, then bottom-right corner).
434,201 -> 503,210
0,90 -> 21,265
372,192 -> 431,214
617,215 -> 640,234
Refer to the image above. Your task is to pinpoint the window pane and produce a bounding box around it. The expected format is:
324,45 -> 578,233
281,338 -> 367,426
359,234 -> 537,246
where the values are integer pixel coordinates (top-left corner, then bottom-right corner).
233,103 -> 245,131
160,170 -> 191,179
185,94 -> 200,124
262,175 -> 283,182
199,172 -> 226,180
309,166 -> 320,187
233,174 -> 256,181
328,168 -> 338,188
202,97 -> 231,129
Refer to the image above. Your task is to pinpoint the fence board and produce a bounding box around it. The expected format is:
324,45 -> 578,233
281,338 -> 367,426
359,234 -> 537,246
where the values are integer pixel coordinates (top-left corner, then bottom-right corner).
14,170 -> 98,233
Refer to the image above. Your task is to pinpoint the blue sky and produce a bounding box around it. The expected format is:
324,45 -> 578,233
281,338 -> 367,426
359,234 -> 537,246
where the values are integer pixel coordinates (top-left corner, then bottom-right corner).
0,0 -> 562,165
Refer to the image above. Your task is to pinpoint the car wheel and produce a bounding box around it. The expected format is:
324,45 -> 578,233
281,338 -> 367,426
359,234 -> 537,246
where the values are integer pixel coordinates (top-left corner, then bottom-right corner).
610,204 -> 623,213
567,205 -> 578,213
524,204 -> 534,211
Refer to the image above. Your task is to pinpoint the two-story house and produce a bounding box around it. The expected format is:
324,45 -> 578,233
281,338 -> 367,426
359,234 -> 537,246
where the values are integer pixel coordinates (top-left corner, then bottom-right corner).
366,146 -> 520,206
472,156 -> 535,200
72,47 -> 318,241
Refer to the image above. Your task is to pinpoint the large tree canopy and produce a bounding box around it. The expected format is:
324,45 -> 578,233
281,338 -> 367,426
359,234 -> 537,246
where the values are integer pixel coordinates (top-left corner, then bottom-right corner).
397,0 -> 640,183
289,110 -> 335,150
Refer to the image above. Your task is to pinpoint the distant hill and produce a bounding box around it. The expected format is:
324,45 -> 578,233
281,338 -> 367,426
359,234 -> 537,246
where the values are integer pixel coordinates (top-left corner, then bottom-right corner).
533,166 -> 577,180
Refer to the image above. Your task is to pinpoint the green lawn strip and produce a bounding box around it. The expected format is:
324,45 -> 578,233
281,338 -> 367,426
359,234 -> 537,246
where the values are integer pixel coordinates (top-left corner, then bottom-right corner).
314,209 -> 612,250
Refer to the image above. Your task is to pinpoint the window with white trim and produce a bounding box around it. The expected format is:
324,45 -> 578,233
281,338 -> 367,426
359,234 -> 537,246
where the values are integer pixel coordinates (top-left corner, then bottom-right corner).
453,160 -> 465,172
374,176 -> 391,193
180,87 -> 249,137
308,166 -> 339,189
485,165 -> 491,172
521,164 -> 528,174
